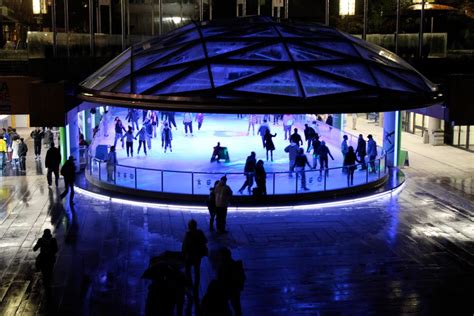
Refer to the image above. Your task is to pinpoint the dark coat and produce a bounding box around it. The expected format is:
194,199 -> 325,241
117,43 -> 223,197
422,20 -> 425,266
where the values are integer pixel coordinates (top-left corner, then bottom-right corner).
289,132 -> 302,145
344,151 -> 359,170
356,138 -> 367,157
304,127 -> 316,141
30,130 -> 44,144
264,133 -> 276,151
182,229 -> 208,262
61,160 -> 76,182
244,155 -> 256,173
18,142 -> 28,157
45,147 -> 61,169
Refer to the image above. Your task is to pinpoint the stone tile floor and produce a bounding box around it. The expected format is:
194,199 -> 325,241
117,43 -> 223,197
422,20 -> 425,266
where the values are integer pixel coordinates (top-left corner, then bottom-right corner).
0,126 -> 473,315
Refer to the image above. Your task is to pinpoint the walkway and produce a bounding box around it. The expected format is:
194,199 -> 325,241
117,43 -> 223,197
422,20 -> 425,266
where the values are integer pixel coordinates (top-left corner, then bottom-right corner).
0,122 -> 473,315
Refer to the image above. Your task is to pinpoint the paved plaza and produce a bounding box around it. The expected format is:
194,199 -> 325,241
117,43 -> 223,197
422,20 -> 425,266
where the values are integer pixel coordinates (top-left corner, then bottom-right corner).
0,120 -> 473,315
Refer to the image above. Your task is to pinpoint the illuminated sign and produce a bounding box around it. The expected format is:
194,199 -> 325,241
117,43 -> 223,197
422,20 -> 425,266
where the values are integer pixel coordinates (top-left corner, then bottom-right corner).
339,0 -> 355,16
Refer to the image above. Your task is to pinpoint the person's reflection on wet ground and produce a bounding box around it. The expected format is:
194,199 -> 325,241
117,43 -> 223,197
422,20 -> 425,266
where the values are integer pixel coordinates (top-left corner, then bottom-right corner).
64,203 -> 79,248
18,180 -> 31,207
33,229 -> 58,288
201,280 -> 232,316
35,159 -> 43,175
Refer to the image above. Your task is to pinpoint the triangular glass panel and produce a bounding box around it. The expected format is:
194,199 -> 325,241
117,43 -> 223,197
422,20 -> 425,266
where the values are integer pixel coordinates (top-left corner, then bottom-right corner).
313,40 -> 358,57
211,64 -> 271,87
353,44 -> 403,69
299,70 -> 361,97
206,41 -> 255,57
232,25 -> 278,38
96,60 -> 132,91
127,68 -> 184,94
287,43 -> 343,61
82,49 -> 131,89
153,66 -> 211,94
153,44 -> 205,67
132,46 -> 181,71
230,44 -> 289,61
161,28 -> 200,45
314,64 -> 376,86
369,65 -> 417,92
202,26 -> 233,38
382,68 -> 430,91
235,70 -> 301,97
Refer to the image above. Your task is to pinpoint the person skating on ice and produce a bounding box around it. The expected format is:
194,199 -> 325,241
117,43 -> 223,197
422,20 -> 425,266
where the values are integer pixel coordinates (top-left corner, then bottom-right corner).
263,129 -> 277,162
238,151 -> 256,195
135,126 -> 148,156
144,119 -> 153,150
282,114 -> 294,140
161,122 -> 173,153
113,117 -> 126,148
247,114 -> 257,136
284,141 -> 299,177
289,128 -> 303,146
316,140 -> 334,179
167,112 -> 177,130
304,123 -> 316,153
257,120 -> 270,148
121,126 -> 135,157
183,112 -> 194,136
150,110 -> 158,138
343,146 -> 361,186
210,142 -> 223,162
292,148 -> 313,191
195,113 -> 204,130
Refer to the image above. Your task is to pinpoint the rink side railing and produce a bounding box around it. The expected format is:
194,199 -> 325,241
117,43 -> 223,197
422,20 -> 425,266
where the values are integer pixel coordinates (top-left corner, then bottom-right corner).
86,154 -> 387,196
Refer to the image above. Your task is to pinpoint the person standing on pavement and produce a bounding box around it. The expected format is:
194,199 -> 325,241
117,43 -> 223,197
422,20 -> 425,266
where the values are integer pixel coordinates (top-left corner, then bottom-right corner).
18,138 -> 28,172
0,135 -> 7,170
207,180 -> 220,231
238,152 -> 256,195
45,142 -> 61,187
356,134 -> 367,170
31,128 -> 44,160
343,146 -> 360,186
182,219 -> 208,296
60,156 -> 76,203
341,135 -> 349,173
215,176 -> 233,234
352,113 -> 358,130
284,141 -> 300,176
326,114 -> 333,132
367,134 -> 378,173
293,148 -> 312,191
105,146 -> 118,183
11,138 -> 20,169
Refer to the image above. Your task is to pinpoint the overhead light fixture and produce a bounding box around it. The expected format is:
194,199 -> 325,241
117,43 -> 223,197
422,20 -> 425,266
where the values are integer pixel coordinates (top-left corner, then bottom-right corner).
339,0 -> 355,16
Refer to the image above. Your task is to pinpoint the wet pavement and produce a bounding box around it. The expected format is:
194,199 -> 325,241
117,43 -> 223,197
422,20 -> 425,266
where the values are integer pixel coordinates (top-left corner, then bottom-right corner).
0,129 -> 473,315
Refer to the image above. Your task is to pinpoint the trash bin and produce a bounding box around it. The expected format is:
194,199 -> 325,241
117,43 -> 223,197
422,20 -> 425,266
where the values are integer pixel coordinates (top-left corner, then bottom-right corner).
423,132 -> 429,144
431,130 -> 444,146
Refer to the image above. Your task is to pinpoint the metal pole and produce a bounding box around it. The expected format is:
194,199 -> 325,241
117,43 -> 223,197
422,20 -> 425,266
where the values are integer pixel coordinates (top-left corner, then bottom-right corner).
127,0 -> 130,37
200,0 -> 203,21
395,0 -> 400,54
325,0 -> 329,25
418,0 -> 425,59
52,0 -> 57,57
64,0 -> 69,58
151,0 -> 155,35
89,0 -> 94,56
209,0 -> 212,21
362,0 -> 368,40
109,3 -> 112,34
159,0 -> 163,35
284,0 -> 288,19
121,0 -> 125,49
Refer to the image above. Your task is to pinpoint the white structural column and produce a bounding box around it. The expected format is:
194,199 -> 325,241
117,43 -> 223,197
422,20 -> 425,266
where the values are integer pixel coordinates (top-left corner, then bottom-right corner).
428,117 -> 443,145
237,0 -> 246,17
383,111 -> 401,167
272,0 -> 283,18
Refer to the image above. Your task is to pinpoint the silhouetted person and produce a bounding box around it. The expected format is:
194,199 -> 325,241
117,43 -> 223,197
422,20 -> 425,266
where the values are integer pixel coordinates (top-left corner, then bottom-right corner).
289,128 -> 303,146
207,180 -> 219,230
105,146 -> 117,183
210,142 -> 222,162
304,123 -> 316,153
121,126 -> 135,157
341,135 -> 349,173
18,138 -> 28,172
367,134 -> 377,173
217,247 -> 246,316
60,156 -> 76,203
161,122 -> 173,153
168,111 -> 177,130
33,229 -> 58,285
257,120 -> 270,148
182,219 -> 208,296
311,134 -> 321,169
215,176 -> 233,233
317,140 -> 334,178
255,159 -> 267,195
30,128 -> 44,160
284,142 -> 299,176
263,130 -> 277,161
343,146 -> 360,186
356,134 -> 367,170
201,280 -> 232,316
326,114 -> 333,131
45,142 -> 61,187
293,148 -> 312,190
238,152 -> 256,195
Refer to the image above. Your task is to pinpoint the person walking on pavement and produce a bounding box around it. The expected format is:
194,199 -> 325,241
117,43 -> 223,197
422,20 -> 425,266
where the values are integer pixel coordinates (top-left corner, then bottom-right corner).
238,152 -> 256,195
352,113 -> 358,130
182,219 -> 208,296
257,120 -> 270,148
356,134 -> 367,170
304,124 -> 316,153
183,112 -> 194,136
31,128 -> 44,160
317,140 -> 334,179
255,160 -> 267,196
105,146 -> 118,183
0,135 -> 7,170
45,142 -> 61,187
114,117 -> 126,148
217,247 -> 246,316
161,122 -> 173,153
293,148 -> 312,191
207,180 -> 220,231
18,138 -> 28,172
263,130 -> 277,161
11,138 -> 20,169
343,146 -> 361,186
284,141 -> 300,176
33,229 -> 58,286
135,126 -> 148,156
215,176 -> 233,233
60,156 -> 76,203
367,134 -> 378,173
289,128 -> 303,146
121,126 -> 135,157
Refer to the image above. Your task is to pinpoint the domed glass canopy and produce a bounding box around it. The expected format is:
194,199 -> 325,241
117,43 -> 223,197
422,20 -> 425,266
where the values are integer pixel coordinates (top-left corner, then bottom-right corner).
79,16 -> 439,113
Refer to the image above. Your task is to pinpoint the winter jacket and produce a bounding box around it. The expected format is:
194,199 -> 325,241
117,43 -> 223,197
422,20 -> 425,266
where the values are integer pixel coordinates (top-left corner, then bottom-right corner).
11,140 -> 20,159
317,145 -> 334,160
341,140 -> 349,156
18,142 -> 28,157
356,138 -> 367,157
45,147 -> 61,169
215,181 -> 232,208
367,139 -> 377,157
60,160 -> 76,182
243,155 -> 256,173
183,113 -> 193,123
284,143 -> 300,161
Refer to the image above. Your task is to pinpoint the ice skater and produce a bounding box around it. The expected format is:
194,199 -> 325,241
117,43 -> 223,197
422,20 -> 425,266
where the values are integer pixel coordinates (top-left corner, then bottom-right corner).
161,122 -> 173,153
311,134 -> 321,169
289,128 -> 303,146
210,142 -> 223,162
121,126 -> 135,157
247,114 -> 257,136
343,146 -> 360,186
284,141 -> 299,176
144,119 -> 153,149
282,114 -> 294,140
304,123 -> 316,153
196,113 -> 204,130
168,112 -> 177,130
317,140 -> 334,179
238,151 -> 256,195
257,120 -> 270,148
183,112 -> 194,136
293,148 -> 312,191
135,126 -> 147,155
113,117 -> 126,148
263,130 -> 277,161
150,110 -> 158,138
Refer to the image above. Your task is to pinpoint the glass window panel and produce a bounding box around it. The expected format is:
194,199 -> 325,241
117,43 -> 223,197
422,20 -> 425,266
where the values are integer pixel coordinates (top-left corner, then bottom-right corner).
132,46 -> 181,71
299,70 -> 360,97
201,26 -> 232,37
235,70 -> 301,97
240,26 -> 278,37
153,44 -> 205,67
211,64 -> 271,87
314,64 -> 375,86
230,44 -> 289,61
206,41 -> 254,57
162,29 -> 200,45
153,66 -> 211,94
98,60 -> 132,91
353,44 -> 403,68
382,68 -> 430,91
313,40 -> 358,56
82,49 -> 131,89
369,66 -> 416,92
288,43 -> 343,61
120,68 -> 184,94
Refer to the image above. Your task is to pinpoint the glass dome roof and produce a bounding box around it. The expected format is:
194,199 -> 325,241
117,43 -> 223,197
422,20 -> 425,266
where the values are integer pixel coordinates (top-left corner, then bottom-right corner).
79,16 -> 440,113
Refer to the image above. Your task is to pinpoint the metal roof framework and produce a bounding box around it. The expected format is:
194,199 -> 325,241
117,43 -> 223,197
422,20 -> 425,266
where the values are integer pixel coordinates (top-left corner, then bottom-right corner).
79,16 -> 440,113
